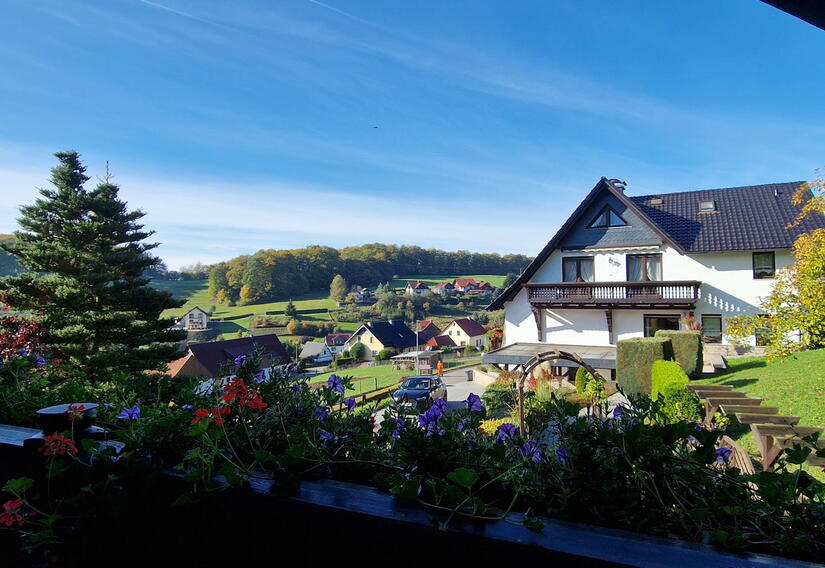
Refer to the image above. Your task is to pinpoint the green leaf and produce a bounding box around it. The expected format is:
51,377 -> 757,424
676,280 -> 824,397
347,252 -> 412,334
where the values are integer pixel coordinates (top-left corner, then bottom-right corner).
3,477 -> 34,493
446,467 -> 478,490
472,497 -> 486,516
183,447 -> 201,461
253,450 -> 279,465
784,444 -> 811,465
523,508 -> 544,535
390,476 -> 422,500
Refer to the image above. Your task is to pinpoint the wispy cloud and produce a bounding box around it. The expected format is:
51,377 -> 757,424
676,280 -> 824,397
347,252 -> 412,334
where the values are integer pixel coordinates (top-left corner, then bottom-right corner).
137,0 -> 235,30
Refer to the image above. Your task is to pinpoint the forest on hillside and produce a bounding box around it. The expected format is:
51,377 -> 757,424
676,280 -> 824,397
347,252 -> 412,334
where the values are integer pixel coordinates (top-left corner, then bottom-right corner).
208,243 -> 532,304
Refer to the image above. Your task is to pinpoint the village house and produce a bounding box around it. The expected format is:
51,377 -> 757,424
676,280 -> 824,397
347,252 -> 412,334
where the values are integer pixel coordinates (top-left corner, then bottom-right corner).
425,335 -> 456,350
166,334 -> 291,379
417,320 -> 441,344
432,281 -> 455,297
324,332 -> 352,356
299,341 -> 333,364
171,306 -> 209,331
404,281 -> 430,295
486,177 -> 825,374
452,278 -> 478,294
343,320 -> 418,360
440,318 -> 487,349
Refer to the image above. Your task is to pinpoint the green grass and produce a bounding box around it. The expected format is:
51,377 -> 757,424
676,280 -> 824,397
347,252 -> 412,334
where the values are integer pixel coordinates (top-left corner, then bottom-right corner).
310,365 -> 410,395
696,348 -> 825,478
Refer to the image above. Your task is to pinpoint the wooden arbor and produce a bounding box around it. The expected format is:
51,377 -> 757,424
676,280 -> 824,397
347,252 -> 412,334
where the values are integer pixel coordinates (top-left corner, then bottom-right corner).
516,349 -> 606,436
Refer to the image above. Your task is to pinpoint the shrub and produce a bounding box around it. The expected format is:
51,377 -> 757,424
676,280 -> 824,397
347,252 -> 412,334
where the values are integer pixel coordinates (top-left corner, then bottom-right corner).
479,417 -> 516,436
376,348 -> 395,361
574,366 -> 592,393
654,330 -> 703,379
493,370 -> 520,386
333,356 -> 354,368
651,360 -> 689,401
616,337 -> 673,395
349,342 -> 366,361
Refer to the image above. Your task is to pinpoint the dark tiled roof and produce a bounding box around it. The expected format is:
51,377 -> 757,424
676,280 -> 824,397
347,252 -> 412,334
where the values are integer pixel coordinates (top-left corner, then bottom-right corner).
418,322 -> 441,344
363,320 -> 417,349
629,182 -> 825,252
451,318 -> 487,337
187,335 -> 290,375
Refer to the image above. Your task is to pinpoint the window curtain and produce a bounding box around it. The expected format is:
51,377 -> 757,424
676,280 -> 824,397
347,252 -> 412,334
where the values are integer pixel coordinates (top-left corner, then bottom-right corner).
563,260 -> 577,282
579,259 -> 594,282
646,256 -> 662,281
627,257 -> 643,281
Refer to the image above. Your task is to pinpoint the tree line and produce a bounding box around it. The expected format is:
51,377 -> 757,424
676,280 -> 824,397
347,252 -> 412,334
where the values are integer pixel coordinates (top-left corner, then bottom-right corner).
208,244 -> 531,305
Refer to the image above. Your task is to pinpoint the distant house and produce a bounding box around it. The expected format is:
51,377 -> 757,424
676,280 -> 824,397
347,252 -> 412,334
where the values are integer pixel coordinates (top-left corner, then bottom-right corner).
324,332 -> 352,356
299,341 -> 333,364
344,320 -> 418,361
425,335 -> 456,349
418,321 -> 441,344
440,318 -> 487,349
453,278 -> 479,293
166,335 -> 291,379
404,281 -> 430,295
348,285 -> 371,303
432,281 -> 455,297
171,306 -> 209,331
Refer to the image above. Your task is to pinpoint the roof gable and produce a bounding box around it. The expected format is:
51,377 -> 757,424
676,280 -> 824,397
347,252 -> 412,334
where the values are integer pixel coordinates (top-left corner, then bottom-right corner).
560,192 -> 662,251
449,318 -> 487,337
360,320 -> 417,349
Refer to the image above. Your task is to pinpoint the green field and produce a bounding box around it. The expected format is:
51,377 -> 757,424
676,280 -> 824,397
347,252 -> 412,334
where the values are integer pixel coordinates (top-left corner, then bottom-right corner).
153,274 -> 506,340
310,365 -> 409,394
696,348 -> 825,478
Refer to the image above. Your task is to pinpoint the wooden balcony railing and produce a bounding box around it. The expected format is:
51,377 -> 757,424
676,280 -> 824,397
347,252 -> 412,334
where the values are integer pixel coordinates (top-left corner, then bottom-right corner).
526,280 -> 701,309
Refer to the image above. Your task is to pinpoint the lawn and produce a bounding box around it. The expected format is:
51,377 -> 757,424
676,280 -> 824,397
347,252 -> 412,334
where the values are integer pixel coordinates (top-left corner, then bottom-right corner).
695,348 -> 825,478
309,365 -> 410,395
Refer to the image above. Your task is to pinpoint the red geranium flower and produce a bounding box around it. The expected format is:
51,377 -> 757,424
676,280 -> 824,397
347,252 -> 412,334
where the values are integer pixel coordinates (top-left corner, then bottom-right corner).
191,406 -> 232,426
40,434 -> 78,457
0,498 -> 28,527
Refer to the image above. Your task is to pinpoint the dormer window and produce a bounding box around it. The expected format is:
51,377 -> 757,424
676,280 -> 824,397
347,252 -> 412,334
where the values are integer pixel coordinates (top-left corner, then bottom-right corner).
698,200 -> 716,212
587,206 -> 627,228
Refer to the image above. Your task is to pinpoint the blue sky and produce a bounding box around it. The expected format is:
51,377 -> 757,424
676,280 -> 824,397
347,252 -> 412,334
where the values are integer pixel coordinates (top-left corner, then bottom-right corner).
1,0 -> 823,269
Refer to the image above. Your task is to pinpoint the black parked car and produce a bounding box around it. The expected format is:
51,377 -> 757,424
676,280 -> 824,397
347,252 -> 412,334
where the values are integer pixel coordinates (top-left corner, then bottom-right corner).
392,376 -> 447,411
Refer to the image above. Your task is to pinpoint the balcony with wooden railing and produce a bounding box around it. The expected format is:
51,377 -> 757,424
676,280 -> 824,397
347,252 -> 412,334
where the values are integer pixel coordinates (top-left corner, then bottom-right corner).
525,280 -> 701,310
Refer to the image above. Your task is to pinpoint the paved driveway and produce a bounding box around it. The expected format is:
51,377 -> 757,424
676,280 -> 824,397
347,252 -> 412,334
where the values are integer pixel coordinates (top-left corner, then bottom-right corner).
373,366 -> 488,426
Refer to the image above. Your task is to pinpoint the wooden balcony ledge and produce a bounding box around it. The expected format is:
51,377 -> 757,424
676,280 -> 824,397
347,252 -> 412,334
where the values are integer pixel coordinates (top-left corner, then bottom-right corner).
526,280 -> 701,310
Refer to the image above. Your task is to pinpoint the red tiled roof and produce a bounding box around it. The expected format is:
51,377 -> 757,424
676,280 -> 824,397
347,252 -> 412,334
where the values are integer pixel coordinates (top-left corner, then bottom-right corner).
325,332 -> 352,347
453,278 -> 478,288
433,282 -> 453,289
450,318 -> 487,337
426,335 -> 456,347
406,281 -> 429,289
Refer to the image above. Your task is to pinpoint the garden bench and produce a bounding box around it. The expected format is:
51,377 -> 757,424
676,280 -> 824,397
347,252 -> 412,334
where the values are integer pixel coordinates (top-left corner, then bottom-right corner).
717,435 -> 756,475
751,424 -> 824,472
686,384 -> 732,393
692,390 -> 747,399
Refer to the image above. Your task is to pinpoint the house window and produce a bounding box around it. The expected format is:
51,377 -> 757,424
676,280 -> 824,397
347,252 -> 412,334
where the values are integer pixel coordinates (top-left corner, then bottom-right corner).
627,254 -> 662,282
587,205 -> 627,228
643,315 -> 679,337
701,315 -> 722,343
698,200 -> 716,212
562,257 -> 594,282
369,336 -> 373,344
753,252 -> 775,279
371,350 -> 378,356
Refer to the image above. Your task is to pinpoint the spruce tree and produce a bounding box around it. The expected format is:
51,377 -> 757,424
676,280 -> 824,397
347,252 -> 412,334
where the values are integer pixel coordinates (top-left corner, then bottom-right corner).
329,274 -> 348,302
0,151 -> 185,378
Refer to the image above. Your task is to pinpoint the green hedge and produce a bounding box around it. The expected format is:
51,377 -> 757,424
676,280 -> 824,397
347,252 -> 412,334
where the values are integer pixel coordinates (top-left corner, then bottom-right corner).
574,366 -> 592,393
654,330 -> 703,379
651,360 -> 689,400
616,337 -> 674,395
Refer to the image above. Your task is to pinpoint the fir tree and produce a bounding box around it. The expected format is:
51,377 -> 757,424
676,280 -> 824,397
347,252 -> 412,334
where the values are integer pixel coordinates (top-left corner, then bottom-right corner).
329,274 -> 348,302
0,151 -> 185,378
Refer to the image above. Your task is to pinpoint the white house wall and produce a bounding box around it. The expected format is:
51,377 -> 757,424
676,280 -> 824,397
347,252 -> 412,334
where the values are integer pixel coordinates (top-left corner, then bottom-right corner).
503,245 -> 793,347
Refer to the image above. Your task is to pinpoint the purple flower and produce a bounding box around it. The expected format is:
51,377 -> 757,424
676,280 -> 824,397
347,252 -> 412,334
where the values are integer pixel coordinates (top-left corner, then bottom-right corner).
18,348 -> 30,357
234,355 -> 247,367
520,439 -> 545,463
314,406 -> 331,420
116,405 -> 140,421
457,417 -> 471,432
612,405 -> 623,419
495,423 -> 517,444
254,369 -> 266,384
432,398 -> 448,415
687,435 -> 698,443
689,420 -> 703,431
291,382 -> 304,393
465,393 -> 483,413
418,406 -> 446,437
286,362 -> 298,373
317,428 -> 333,442
555,448 -> 569,461
34,355 -> 46,367
392,419 -> 406,439
343,397 -> 356,412
327,374 -> 345,395
182,404 -> 193,411
715,447 -> 733,463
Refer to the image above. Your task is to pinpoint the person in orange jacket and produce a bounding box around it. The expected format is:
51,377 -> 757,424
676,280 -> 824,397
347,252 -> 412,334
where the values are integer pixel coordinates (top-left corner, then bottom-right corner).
436,360 -> 444,378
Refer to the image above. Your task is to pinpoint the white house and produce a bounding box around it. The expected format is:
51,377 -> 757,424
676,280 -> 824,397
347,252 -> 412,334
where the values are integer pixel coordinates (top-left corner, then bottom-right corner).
172,306 -> 209,331
404,281 -> 430,295
299,341 -> 333,364
486,178 -> 824,372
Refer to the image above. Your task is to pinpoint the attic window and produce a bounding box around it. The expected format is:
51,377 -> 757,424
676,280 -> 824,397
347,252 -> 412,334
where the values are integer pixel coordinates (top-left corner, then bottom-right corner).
698,200 -> 716,212
647,198 -> 663,206
587,206 -> 627,229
